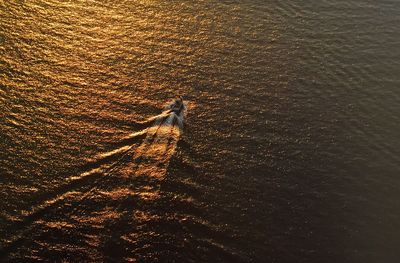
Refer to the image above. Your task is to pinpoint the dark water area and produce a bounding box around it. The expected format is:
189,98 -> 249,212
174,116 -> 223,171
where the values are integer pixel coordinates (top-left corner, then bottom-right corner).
1,0 -> 400,262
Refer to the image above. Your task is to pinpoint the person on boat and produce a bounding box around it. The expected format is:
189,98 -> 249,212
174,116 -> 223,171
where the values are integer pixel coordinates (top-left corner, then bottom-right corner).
169,96 -> 184,115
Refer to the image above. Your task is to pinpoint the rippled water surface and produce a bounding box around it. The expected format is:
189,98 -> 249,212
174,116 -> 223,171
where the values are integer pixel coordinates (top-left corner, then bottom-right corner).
1,1 -> 400,262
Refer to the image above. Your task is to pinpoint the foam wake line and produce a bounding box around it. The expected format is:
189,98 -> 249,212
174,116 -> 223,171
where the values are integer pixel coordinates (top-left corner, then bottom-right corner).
71,98 -> 187,181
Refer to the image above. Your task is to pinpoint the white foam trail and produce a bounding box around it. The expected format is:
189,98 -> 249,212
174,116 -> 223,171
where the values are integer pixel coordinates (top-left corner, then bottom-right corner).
99,145 -> 132,159
67,100 -> 187,185
123,129 -> 148,140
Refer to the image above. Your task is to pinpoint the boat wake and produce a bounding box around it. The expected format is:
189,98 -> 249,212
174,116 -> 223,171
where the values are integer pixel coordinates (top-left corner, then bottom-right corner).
0,98 -> 188,260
